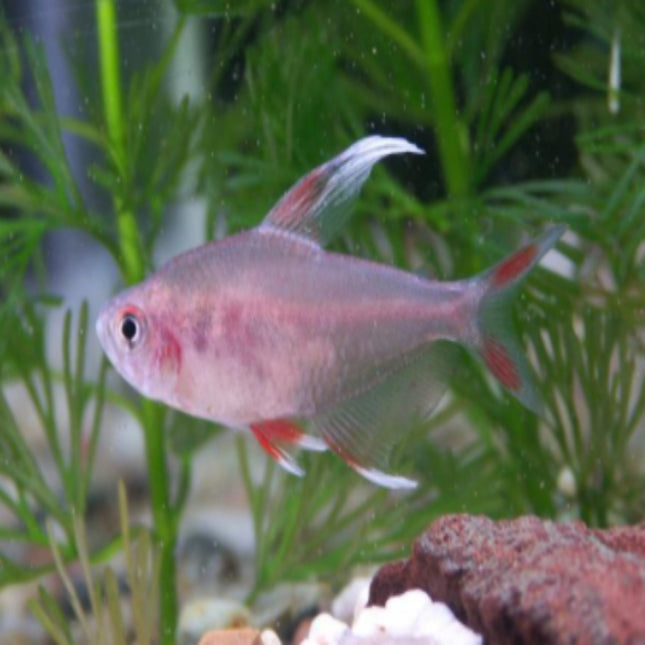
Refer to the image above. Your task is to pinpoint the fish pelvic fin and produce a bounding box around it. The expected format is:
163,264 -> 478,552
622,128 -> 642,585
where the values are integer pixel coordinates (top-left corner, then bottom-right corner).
473,225 -> 566,413
250,419 -> 327,477
260,136 -> 424,246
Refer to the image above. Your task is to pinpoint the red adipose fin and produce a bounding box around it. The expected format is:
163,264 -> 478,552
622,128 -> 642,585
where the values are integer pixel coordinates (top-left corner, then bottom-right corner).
250,419 -> 326,477
474,225 -> 566,412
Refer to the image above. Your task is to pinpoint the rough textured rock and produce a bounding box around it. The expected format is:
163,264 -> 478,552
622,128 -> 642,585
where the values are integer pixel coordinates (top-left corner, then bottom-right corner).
369,514 -> 645,645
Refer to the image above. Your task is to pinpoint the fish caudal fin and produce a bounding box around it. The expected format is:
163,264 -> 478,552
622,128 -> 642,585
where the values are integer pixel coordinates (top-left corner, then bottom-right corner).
250,419 -> 326,477
473,225 -> 566,412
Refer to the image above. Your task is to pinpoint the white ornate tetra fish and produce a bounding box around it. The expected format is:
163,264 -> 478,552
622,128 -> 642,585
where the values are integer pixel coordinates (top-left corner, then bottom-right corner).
96,136 -> 564,489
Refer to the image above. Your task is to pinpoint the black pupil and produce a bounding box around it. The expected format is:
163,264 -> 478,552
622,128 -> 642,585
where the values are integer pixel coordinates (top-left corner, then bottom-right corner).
121,316 -> 138,342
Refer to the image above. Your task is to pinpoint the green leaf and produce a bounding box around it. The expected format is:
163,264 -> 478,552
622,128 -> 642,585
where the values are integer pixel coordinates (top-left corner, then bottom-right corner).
174,0 -> 273,16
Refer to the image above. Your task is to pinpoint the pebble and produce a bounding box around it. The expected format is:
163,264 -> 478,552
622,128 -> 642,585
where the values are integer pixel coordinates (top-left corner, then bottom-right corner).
330,577 -> 371,624
302,589 -> 481,645
197,627 -> 260,645
179,598 -> 251,645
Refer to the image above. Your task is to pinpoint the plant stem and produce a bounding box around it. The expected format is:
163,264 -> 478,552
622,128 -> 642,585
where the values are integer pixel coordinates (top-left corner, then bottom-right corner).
142,401 -> 177,642
416,0 -> 471,199
96,0 -> 144,284
95,2 -> 177,642
96,0 -> 123,150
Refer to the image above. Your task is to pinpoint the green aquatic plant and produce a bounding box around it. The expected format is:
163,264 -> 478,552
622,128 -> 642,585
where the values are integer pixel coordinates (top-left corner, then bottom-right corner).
29,482 -> 160,645
0,0 -> 643,643
0,4 -> 202,640
0,300 -> 109,583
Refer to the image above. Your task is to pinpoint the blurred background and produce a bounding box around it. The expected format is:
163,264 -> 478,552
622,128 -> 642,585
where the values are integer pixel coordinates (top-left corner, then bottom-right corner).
0,1 -> 644,643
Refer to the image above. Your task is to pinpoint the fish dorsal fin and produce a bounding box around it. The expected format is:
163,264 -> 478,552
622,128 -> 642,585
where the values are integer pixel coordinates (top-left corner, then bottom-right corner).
310,342 -> 457,490
260,136 -> 424,246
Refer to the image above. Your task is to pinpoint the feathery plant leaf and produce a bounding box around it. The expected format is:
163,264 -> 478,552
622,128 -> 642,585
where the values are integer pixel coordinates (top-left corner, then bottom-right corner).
0,300 -> 111,586
28,482 -> 160,645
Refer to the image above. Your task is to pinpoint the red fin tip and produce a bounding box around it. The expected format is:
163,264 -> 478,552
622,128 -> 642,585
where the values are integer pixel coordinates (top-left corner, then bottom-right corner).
252,419 -> 305,444
250,421 -> 306,476
492,244 -> 538,288
483,337 -> 521,391
269,168 -> 326,230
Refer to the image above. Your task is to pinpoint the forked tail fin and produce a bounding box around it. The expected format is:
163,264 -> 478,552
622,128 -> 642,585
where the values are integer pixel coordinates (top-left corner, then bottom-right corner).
473,225 -> 566,413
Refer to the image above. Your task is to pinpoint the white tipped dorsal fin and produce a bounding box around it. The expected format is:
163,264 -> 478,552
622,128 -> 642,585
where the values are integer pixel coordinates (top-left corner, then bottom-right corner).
260,136 -> 424,246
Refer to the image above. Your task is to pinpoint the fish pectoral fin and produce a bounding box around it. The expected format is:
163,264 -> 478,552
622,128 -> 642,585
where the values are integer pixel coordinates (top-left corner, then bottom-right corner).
260,136 -> 424,246
250,419 -> 327,477
311,342 -> 457,490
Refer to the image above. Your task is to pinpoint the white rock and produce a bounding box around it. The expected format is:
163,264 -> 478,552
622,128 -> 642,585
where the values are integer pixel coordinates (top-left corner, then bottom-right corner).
557,466 -> 577,498
259,628 -> 282,645
304,587 -> 482,645
414,600 -> 455,635
330,577 -> 372,624
351,605 -> 388,638
383,589 -> 432,636
303,613 -> 350,645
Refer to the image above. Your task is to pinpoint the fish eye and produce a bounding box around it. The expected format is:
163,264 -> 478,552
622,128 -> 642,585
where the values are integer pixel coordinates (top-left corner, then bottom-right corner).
119,311 -> 143,348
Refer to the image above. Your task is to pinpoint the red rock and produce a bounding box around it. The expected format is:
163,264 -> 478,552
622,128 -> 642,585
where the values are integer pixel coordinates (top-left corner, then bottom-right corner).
369,514 -> 645,645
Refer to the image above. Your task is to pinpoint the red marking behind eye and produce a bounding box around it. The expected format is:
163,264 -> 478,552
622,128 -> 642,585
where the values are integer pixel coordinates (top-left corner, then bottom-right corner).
492,244 -> 537,288
483,337 -> 521,391
156,326 -> 182,374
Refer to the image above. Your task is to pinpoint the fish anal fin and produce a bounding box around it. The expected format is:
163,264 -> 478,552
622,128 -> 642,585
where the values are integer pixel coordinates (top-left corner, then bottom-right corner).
311,343 -> 456,490
261,136 -> 424,246
354,465 -> 418,490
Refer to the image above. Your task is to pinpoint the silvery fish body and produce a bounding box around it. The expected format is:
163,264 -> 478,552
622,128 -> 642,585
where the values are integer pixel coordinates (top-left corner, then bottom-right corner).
97,137 -> 565,489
